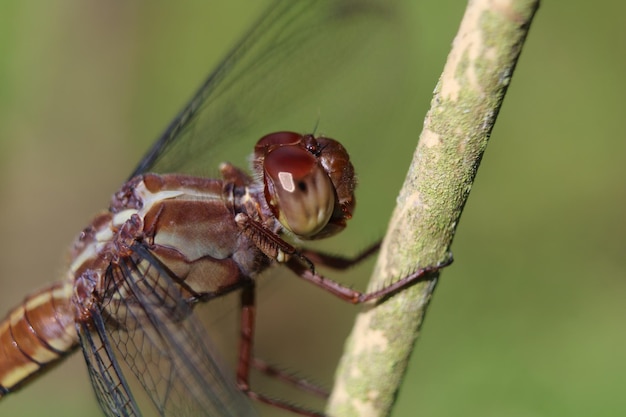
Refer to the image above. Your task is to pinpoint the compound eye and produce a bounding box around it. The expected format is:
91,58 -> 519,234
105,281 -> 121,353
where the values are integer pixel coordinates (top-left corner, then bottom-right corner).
263,144 -> 335,237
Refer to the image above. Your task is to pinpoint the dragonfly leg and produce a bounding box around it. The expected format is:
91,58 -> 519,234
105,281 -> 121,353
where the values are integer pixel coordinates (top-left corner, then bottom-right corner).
235,212 -> 378,271
299,241 -> 381,270
236,281 -> 256,391
236,281 -> 329,417
286,254 -> 453,304
245,393 -> 327,417
251,358 -> 329,398
234,211 -> 452,303
235,212 -> 301,263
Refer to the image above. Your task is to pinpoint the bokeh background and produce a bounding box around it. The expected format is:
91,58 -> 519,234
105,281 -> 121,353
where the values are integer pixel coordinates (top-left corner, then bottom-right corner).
0,1 -> 624,416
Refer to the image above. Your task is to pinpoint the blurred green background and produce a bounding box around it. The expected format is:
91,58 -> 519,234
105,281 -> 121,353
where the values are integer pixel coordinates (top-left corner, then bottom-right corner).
0,1 -> 625,417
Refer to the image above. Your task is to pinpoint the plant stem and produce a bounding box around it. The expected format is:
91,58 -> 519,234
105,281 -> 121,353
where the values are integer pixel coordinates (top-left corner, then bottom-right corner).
326,0 -> 540,416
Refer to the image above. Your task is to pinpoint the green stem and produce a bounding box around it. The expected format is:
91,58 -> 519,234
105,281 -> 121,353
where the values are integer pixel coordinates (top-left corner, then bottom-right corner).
326,0 -> 540,416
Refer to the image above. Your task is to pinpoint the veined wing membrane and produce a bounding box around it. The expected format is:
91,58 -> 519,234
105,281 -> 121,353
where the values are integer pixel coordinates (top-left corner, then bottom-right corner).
131,0 -> 402,178
78,308 -> 141,417
78,242 -> 256,417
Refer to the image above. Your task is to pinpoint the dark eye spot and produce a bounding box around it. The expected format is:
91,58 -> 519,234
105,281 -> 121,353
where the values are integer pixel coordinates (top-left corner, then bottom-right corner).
298,181 -> 307,192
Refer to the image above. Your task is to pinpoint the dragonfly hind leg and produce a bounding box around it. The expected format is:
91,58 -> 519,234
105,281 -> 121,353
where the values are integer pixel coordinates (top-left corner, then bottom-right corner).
235,281 -> 329,417
251,358 -> 329,398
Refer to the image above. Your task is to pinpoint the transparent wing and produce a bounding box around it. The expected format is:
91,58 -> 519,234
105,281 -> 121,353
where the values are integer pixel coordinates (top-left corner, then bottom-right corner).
78,242 -> 256,417
131,0 -> 405,178
78,309 -> 142,417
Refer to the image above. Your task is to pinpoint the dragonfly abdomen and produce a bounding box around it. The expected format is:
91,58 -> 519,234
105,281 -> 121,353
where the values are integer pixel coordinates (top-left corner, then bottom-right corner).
0,280 -> 78,396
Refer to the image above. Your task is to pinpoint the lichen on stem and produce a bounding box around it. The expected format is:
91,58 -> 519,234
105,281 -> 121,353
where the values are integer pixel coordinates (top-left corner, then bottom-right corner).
326,1 -> 541,416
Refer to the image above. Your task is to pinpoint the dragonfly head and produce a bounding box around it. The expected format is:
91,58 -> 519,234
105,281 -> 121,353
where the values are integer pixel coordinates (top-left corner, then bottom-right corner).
254,131 -> 356,239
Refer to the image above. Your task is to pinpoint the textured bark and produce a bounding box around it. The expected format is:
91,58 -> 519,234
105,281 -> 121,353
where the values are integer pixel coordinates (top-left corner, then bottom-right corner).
326,0 -> 541,416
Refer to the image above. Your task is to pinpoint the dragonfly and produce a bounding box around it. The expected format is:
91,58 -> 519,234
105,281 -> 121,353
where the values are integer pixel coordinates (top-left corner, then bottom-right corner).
0,0 -> 450,416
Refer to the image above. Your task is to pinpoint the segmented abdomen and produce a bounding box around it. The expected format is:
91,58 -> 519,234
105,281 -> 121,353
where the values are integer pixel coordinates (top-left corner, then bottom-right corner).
0,280 -> 78,396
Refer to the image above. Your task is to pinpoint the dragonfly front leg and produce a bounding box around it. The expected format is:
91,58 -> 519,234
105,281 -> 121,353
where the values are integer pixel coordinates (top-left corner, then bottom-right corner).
236,211 -> 452,303
286,254 -> 453,304
235,213 -> 304,265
